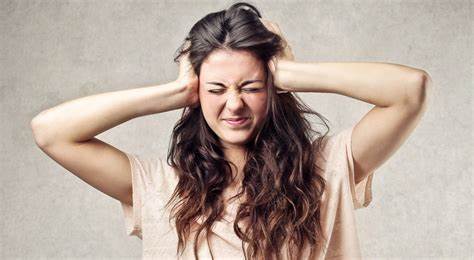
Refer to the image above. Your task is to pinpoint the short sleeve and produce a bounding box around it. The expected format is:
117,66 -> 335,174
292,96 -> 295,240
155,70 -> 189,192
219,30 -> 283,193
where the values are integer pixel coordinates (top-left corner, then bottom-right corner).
320,125 -> 375,210
120,152 -> 161,239
340,125 -> 374,210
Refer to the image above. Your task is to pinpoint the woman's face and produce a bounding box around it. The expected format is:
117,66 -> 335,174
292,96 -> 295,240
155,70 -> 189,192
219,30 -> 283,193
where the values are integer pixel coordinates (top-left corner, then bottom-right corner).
199,49 -> 268,149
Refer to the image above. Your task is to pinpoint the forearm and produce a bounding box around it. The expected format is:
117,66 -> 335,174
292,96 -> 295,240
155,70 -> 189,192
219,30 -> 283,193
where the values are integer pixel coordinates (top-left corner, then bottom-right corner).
276,60 -> 427,107
31,80 -> 189,146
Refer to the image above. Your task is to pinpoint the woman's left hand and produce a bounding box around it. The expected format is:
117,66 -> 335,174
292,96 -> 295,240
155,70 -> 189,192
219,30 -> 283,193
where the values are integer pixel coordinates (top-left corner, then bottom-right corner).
260,18 -> 295,93
260,18 -> 295,62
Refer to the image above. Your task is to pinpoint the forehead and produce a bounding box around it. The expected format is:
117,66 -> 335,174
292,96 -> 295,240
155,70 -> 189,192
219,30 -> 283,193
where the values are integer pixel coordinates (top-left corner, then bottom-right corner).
200,49 -> 265,83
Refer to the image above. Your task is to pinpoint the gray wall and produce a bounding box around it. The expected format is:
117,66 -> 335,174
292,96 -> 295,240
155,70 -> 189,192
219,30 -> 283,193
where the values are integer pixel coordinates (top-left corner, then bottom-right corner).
2,0 -> 471,259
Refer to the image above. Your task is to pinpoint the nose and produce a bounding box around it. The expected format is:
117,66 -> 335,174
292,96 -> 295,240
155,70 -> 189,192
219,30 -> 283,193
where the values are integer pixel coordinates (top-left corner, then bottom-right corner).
225,90 -> 245,112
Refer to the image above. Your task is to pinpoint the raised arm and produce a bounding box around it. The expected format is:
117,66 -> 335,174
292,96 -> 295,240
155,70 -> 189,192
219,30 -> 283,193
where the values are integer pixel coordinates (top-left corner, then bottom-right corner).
31,51 -> 198,206
261,18 -> 433,184
275,59 -> 432,184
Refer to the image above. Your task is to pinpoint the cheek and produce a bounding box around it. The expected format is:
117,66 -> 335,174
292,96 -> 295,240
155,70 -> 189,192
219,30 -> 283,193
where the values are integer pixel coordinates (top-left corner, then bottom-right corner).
247,93 -> 268,116
200,94 -> 221,118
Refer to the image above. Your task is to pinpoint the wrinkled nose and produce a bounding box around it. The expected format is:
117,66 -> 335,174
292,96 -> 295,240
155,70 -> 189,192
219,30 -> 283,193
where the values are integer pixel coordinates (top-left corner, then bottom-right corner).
225,91 -> 245,112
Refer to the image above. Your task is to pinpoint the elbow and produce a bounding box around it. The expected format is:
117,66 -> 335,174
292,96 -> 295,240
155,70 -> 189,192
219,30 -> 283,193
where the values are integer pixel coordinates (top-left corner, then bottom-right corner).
31,114 -> 52,148
404,70 -> 434,108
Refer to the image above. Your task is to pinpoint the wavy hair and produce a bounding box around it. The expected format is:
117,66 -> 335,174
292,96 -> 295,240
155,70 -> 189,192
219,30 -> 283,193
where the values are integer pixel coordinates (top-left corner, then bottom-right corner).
165,2 -> 331,259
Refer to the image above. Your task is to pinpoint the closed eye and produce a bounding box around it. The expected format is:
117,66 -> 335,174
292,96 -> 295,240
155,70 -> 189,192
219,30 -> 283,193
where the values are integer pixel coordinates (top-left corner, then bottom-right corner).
206,79 -> 264,94
208,89 -> 224,94
242,88 -> 262,92
208,88 -> 262,94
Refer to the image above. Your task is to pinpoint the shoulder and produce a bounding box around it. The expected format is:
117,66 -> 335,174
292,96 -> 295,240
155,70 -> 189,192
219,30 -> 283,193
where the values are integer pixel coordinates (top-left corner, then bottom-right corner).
313,125 -> 354,163
125,153 -> 179,195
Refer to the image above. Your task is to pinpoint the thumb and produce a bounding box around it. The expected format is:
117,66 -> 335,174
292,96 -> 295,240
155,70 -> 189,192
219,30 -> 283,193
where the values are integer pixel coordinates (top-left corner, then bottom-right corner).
267,57 -> 277,75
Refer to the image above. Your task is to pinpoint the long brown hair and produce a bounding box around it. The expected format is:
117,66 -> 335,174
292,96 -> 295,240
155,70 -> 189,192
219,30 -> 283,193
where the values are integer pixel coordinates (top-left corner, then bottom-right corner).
165,2 -> 331,259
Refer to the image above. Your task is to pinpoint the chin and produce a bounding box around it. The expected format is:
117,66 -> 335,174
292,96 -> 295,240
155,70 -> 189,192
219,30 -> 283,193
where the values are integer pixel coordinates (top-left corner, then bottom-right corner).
219,133 -> 252,147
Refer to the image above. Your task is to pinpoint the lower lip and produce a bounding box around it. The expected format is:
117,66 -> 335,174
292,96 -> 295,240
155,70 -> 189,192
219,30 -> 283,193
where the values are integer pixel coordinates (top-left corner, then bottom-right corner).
225,118 -> 249,126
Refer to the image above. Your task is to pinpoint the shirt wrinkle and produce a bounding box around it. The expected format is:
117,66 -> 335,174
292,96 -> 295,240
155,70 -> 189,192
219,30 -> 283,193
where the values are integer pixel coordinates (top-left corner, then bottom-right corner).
120,124 -> 375,259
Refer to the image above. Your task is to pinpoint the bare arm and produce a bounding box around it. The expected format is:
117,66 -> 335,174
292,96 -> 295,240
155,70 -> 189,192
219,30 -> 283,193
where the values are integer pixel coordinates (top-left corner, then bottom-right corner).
275,60 -> 432,184
31,81 -> 192,146
31,80 -> 196,206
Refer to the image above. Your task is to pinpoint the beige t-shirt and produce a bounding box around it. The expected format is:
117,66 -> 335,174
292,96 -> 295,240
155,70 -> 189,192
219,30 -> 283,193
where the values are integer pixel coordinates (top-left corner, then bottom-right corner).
120,124 -> 375,259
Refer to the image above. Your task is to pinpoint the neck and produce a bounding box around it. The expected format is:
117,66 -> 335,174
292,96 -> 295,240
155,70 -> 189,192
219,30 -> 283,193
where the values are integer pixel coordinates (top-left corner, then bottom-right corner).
222,145 -> 247,185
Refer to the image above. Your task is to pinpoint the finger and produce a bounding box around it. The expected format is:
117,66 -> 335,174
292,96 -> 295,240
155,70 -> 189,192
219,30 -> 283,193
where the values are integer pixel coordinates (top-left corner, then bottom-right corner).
283,43 -> 295,60
275,84 -> 289,94
260,18 -> 279,35
182,39 -> 191,50
267,57 -> 277,74
270,22 -> 283,35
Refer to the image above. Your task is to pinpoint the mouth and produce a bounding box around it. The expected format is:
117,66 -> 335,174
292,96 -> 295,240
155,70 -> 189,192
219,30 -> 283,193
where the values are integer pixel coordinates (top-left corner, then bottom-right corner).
224,117 -> 250,126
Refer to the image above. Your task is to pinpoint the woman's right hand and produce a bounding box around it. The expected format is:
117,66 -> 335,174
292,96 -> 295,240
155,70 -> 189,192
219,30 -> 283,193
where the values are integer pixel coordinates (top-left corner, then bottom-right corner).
176,42 -> 200,108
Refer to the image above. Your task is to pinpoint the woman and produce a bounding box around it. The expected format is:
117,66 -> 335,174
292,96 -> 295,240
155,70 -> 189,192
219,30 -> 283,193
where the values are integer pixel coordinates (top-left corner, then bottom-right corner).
31,2 -> 432,260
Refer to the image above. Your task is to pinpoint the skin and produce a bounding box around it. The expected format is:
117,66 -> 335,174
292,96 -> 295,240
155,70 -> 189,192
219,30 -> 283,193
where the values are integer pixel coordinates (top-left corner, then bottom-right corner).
195,19 -> 432,204
198,48 -> 268,190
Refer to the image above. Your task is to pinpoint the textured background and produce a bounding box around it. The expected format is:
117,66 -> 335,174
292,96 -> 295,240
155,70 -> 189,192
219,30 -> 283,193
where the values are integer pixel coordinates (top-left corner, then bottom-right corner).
1,0 -> 471,259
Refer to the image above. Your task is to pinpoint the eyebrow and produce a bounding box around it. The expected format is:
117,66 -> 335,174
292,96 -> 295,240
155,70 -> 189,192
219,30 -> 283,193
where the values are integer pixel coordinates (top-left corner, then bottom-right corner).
205,79 -> 264,87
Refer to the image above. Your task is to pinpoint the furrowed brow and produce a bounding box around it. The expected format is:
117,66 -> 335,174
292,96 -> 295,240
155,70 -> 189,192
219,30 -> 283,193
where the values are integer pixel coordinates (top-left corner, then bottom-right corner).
206,79 -> 263,87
